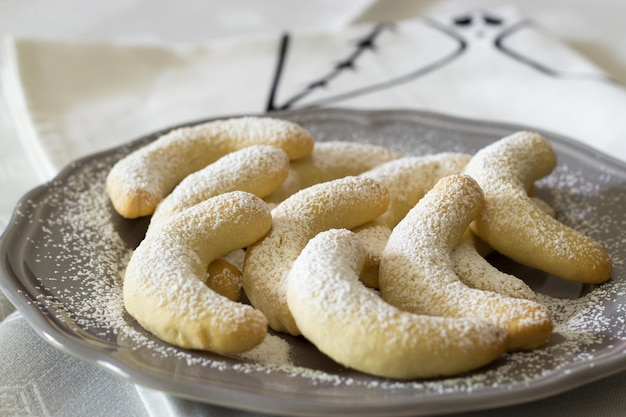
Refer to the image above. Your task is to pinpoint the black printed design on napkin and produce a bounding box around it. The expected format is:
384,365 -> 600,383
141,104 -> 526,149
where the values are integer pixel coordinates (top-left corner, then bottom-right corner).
266,10 -> 614,112
267,23 -> 396,111
266,21 -> 465,111
494,20 -> 617,83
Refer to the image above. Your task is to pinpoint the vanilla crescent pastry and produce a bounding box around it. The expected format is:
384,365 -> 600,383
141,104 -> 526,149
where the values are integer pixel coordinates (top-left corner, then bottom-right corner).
107,117 -> 314,218
379,174 -> 553,351
355,152 -> 472,287
452,238 -> 539,301
264,141 -> 402,206
204,258 -> 244,302
123,191 -> 271,354
451,196 -> 558,301
148,145 -> 289,232
359,153 -> 472,229
243,176 -> 389,335
463,131 -> 612,284
287,229 -> 508,379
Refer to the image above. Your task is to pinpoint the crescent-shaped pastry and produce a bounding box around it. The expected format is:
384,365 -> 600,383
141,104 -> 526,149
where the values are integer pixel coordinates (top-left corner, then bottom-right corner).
355,152 -> 471,287
123,191 -> 272,354
243,176 -> 389,335
108,117 -> 313,218
379,174 -> 553,351
287,229 -> 507,379
463,131 -> 611,284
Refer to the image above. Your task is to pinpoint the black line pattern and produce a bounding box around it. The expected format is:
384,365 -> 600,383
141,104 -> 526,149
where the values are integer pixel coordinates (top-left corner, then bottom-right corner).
266,32 -> 290,112
266,10 -> 617,113
266,20 -> 466,111
266,23 -> 393,111
297,18 -> 467,109
494,19 -> 618,84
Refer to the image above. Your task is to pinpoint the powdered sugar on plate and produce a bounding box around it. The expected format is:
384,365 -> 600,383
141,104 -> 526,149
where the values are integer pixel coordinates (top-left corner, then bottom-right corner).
3,109 -> 626,415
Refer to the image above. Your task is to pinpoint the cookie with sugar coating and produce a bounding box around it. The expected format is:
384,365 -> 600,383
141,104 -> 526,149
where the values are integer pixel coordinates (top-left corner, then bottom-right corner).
264,141 -> 402,206
148,145 -> 289,233
204,258 -> 243,302
243,176 -> 389,335
380,174 -> 553,351
451,196 -> 558,302
355,152 -> 472,288
452,238 -> 538,301
108,117 -> 313,218
288,229 -> 508,379
123,191 -> 271,354
463,131 -> 611,284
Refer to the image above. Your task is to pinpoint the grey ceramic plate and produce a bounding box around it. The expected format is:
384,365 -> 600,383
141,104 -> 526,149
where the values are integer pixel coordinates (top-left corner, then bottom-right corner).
1,108 -> 626,417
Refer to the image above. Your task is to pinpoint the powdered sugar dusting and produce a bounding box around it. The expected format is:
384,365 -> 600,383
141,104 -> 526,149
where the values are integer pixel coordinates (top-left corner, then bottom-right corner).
5,111 -> 626,412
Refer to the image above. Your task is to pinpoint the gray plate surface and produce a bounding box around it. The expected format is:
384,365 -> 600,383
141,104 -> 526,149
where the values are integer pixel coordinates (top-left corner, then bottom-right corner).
1,108 -> 626,416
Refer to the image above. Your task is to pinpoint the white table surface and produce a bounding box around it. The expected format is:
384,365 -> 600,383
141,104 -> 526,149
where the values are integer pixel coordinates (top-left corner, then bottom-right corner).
1,1 -> 625,416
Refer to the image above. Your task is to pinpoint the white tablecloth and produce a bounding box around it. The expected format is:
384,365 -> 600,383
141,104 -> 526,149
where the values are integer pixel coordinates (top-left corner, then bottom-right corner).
1,1 -> 625,416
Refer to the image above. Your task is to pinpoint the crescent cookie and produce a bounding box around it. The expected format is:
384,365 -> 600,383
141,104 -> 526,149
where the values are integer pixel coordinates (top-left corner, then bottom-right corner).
107,117 -> 314,218
287,229 -> 508,379
451,197 -> 557,301
379,175 -> 553,351
463,131 -> 612,284
355,152 -> 472,287
243,176 -> 389,335
123,191 -> 272,354
452,239 -> 538,301
148,145 -> 289,232
204,258 -> 243,302
264,141 -> 402,206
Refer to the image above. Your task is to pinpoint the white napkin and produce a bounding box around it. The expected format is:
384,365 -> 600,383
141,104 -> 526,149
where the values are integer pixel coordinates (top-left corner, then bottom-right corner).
2,6 -> 625,185
2,5 -> 626,417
